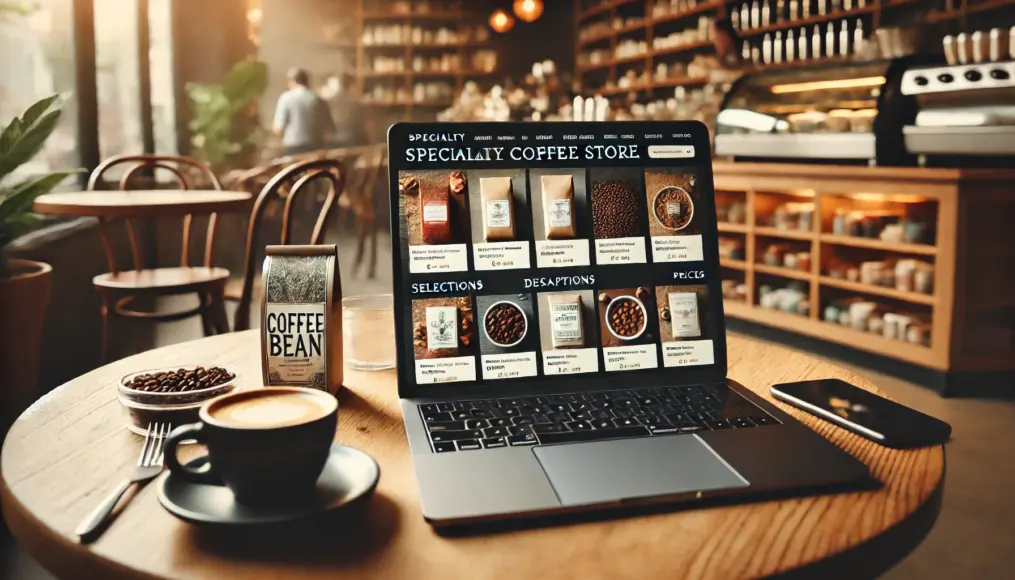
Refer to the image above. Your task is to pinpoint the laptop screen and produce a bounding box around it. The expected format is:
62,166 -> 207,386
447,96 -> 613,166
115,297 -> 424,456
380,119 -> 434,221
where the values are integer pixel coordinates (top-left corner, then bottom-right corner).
387,121 -> 727,399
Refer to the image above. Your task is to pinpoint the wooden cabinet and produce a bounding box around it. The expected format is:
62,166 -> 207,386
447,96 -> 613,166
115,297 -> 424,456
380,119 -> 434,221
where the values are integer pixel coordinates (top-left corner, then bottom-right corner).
712,162 -> 1015,392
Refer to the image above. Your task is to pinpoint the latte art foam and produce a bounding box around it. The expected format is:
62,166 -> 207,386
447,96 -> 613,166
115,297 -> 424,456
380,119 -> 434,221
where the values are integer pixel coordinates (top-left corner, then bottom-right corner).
210,392 -> 331,428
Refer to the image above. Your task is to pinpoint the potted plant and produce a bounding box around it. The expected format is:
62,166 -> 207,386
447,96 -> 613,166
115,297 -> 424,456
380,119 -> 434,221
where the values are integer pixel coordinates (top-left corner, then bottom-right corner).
0,94 -> 78,434
187,59 -> 269,173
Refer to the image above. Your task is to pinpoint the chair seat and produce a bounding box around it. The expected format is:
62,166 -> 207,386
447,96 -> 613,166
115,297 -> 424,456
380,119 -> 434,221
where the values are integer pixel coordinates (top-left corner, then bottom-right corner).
93,267 -> 230,293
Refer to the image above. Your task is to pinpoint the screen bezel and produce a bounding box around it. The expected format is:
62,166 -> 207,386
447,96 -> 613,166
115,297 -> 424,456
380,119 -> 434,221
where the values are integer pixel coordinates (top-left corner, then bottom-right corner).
387,121 -> 728,400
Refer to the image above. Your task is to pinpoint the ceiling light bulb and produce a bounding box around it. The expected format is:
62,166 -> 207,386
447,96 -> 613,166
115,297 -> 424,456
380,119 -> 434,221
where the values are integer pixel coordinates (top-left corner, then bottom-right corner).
514,0 -> 544,22
490,9 -> 515,33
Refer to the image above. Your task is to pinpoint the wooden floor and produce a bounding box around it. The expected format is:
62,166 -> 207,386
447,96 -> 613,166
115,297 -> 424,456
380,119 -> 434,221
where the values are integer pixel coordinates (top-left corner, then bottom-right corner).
4,233 -> 1015,579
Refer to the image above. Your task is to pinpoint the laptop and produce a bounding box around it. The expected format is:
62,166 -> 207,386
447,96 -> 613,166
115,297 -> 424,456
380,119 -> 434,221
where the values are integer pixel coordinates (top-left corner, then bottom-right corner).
387,121 -> 869,527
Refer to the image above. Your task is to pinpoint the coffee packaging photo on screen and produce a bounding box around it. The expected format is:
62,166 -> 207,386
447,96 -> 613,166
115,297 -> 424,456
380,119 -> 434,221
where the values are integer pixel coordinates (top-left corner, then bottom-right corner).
529,168 -> 592,269
411,296 -> 478,384
644,168 -> 705,263
589,168 -> 649,265
481,177 -> 515,241
655,284 -> 715,368
597,286 -> 659,372
467,169 -> 532,271
537,290 -> 600,376
261,245 -> 342,396
476,294 -> 539,380
400,169 -> 471,274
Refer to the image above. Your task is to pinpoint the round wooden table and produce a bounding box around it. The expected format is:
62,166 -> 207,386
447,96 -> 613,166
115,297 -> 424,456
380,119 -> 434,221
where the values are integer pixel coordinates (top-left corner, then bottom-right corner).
1,331 -> 944,580
33,190 -> 252,218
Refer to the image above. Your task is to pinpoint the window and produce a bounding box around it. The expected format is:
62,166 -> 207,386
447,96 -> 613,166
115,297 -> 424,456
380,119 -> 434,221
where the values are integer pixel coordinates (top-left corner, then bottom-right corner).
0,0 -> 79,178
149,0 -> 177,155
94,0 -> 144,161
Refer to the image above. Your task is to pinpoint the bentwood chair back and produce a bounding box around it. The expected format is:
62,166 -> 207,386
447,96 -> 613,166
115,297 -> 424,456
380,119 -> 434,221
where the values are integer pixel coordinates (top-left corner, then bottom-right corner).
231,157 -> 347,331
87,154 -> 232,362
345,144 -> 387,279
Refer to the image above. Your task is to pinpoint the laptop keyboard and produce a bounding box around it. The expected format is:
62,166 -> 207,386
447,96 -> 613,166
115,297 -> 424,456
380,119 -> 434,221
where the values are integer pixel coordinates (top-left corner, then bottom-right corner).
418,384 -> 780,453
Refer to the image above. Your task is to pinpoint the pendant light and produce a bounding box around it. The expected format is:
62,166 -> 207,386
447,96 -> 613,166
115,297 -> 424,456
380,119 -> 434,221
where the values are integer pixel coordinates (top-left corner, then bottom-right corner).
489,9 -> 515,33
513,0 -> 544,22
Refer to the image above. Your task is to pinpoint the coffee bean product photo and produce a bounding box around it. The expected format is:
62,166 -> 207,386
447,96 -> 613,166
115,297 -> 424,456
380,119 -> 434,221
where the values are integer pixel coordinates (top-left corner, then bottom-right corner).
596,286 -> 658,348
400,169 -> 473,273
645,168 -> 707,264
644,168 -> 702,238
399,169 -> 471,245
411,296 -> 480,384
655,284 -> 717,369
589,168 -> 650,265
475,294 -> 540,381
411,296 -> 478,360
466,169 -> 533,271
536,290 -> 601,376
528,167 -> 593,269
588,169 -> 647,240
475,294 -> 537,354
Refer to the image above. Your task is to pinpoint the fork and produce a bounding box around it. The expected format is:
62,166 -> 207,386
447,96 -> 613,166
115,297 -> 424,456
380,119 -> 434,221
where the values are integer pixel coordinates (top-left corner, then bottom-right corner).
76,422 -> 170,542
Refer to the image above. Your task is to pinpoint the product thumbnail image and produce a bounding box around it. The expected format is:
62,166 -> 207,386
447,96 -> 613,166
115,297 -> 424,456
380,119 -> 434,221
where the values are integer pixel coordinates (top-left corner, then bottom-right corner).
529,169 -> 591,240
400,169 -> 471,246
655,285 -> 711,341
465,169 -> 534,271
597,286 -> 657,348
411,296 -> 478,360
589,168 -> 646,240
475,294 -> 538,354
528,168 -> 593,268
537,290 -> 599,351
644,168 -> 701,238
655,284 -> 716,368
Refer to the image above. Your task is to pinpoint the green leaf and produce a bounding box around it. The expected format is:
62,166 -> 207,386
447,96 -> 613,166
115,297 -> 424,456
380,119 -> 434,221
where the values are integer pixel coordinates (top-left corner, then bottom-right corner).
0,109 -> 62,178
0,117 -> 24,158
0,170 -> 77,220
21,94 -> 59,128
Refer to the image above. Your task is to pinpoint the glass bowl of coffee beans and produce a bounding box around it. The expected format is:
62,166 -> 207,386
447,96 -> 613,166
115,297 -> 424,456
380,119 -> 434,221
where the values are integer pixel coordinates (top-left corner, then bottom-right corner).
483,301 -> 528,348
116,365 -> 240,435
605,296 -> 647,341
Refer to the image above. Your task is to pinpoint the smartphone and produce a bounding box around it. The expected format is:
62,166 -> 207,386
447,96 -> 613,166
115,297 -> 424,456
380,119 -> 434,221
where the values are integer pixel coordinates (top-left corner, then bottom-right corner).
770,379 -> 951,448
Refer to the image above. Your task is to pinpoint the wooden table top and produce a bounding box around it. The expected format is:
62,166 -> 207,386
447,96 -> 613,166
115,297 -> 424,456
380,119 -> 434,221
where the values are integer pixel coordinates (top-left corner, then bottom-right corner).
1,331 -> 944,580
33,190 -> 252,218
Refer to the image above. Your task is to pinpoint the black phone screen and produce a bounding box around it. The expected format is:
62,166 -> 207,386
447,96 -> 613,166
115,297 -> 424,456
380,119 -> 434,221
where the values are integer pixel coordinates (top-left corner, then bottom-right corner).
772,379 -> 951,446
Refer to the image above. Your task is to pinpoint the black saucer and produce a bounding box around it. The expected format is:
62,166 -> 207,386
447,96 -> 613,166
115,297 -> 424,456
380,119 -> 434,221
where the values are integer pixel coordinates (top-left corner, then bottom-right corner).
157,444 -> 380,526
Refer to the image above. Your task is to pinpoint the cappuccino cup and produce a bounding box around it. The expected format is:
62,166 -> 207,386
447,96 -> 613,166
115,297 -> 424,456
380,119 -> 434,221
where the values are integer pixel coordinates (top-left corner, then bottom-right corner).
164,387 -> 338,506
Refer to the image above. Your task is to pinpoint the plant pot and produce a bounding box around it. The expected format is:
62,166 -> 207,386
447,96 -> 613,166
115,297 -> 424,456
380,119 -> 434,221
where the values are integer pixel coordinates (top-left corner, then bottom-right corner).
0,259 -> 53,435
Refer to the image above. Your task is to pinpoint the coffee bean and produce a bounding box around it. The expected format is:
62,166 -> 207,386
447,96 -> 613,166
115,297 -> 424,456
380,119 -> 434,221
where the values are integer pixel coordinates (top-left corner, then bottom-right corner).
592,180 -> 642,239
124,367 -> 235,395
485,303 -> 526,346
608,298 -> 645,338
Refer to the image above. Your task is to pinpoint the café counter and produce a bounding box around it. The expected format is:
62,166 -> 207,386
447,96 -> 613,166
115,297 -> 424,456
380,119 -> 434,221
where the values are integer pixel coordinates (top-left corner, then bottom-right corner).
710,161 -> 1015,395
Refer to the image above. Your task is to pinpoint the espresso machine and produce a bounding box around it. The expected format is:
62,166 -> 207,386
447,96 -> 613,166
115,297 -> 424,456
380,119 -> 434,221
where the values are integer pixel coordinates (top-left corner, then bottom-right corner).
901,29 -> 1015,167
714,57 -> 925,166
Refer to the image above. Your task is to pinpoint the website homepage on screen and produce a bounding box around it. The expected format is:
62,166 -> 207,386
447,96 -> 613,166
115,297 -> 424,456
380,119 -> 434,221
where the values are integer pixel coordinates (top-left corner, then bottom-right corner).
389,122 -> 726,394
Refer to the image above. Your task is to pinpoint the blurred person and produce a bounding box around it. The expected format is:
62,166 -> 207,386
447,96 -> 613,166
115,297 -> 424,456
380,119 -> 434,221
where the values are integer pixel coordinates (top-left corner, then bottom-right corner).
319,73 -> 367,147
272,67 -> 335,156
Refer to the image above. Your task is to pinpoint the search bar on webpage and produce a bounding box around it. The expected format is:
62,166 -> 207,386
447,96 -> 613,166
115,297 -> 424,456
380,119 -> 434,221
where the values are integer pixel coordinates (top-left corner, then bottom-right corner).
648,145 -> 696,158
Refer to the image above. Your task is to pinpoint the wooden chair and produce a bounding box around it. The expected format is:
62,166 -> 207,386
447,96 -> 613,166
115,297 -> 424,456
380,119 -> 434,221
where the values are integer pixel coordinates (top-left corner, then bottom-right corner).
88,155 -> 232,363
231,158 -> 346,331
347,145 -> 387,279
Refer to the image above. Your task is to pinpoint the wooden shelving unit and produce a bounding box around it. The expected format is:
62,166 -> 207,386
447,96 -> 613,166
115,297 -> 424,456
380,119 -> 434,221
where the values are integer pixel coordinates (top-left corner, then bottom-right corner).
711,162 -> 1015,385
351,0 -> 497,121
927,0 -> 1015,23
573,0 -> 724,98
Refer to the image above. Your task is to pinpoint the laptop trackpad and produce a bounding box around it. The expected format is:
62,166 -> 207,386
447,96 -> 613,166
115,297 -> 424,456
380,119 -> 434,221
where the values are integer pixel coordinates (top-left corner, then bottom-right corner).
533,436 -> 749,506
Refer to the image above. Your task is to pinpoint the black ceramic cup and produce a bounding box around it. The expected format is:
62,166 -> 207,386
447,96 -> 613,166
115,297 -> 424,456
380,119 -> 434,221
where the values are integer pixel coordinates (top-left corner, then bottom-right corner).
164,387 -> 338,506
